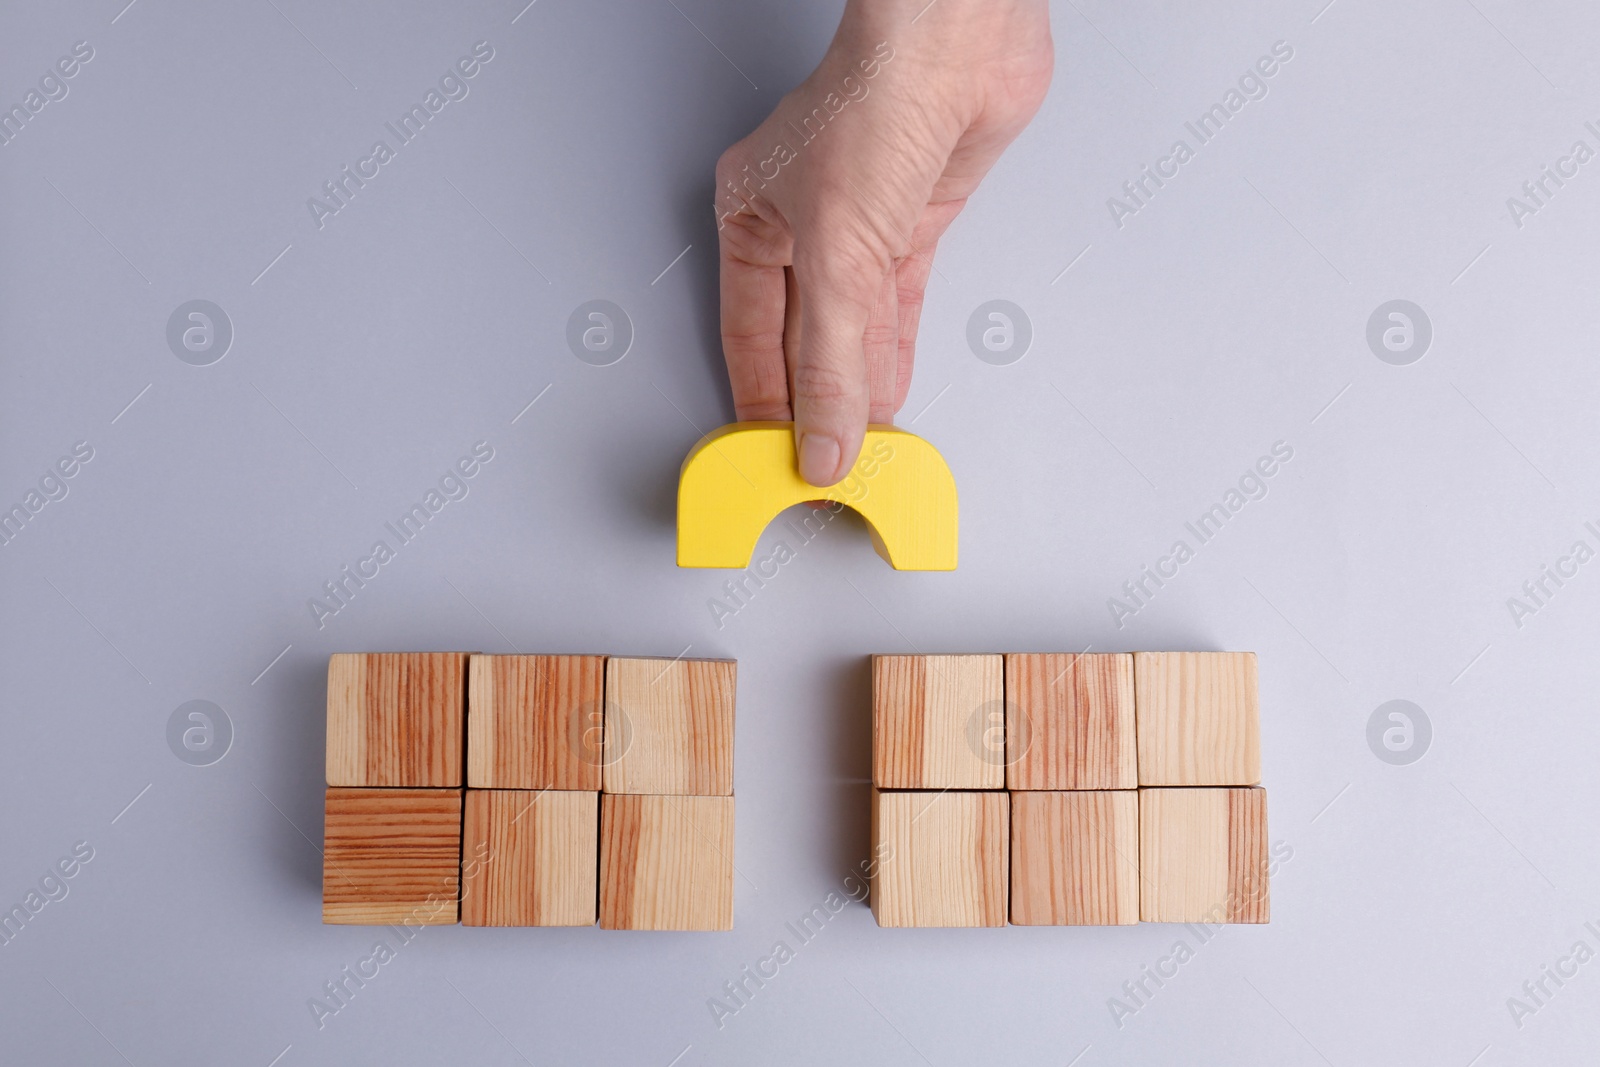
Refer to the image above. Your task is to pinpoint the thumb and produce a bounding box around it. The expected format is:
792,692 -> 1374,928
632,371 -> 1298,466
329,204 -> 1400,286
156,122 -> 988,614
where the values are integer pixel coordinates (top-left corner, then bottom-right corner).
789,230 -> 884,486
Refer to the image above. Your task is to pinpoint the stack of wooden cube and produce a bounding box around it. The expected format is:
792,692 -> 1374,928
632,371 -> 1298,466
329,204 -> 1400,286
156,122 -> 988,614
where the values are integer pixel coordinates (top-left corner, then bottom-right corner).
594,656 -> 736,931
868,651 -> 1268,927
322,652 -> 736,931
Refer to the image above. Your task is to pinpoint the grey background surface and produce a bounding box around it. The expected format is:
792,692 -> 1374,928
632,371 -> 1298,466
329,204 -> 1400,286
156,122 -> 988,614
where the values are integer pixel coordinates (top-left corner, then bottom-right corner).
2,0 -> 1598,1063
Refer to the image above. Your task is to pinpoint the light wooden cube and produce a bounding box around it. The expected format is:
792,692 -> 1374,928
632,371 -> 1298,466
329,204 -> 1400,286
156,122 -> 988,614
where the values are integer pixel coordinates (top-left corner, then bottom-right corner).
873,654 -> 1003,790
322,787 -> 462,925
602,658 -> 735,796
869,789 -> 1008,928
1134,652 -> 1260,786
1139,787 -> 1269,923
1010,790 -> 1139,926
326,653 -> 468,787
461,789 -> 598,927
599,794 -> 734,931
1005,653 -> 1136,790
467,654 -> 606,790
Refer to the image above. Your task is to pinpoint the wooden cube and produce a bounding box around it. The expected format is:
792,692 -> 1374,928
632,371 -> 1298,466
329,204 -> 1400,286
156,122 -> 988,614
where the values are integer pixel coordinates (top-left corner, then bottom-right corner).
326,653 -> 467,787
1134,652 -> 1260,786
1010,790 -> 1139,925
322,787 -> 462,925
1005,653 -> 1136,790
869,789 -> 1008,928
467,655 -> 605,790
873,654 -> 1003,790
461,789 -> 598,927
599,794 -> 734,931
602,658 -> 735,796
1139,787 -> 1269,923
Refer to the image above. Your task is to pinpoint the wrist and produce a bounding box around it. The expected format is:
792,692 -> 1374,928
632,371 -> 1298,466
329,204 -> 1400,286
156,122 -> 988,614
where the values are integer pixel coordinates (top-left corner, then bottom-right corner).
836,0 -> 1050,96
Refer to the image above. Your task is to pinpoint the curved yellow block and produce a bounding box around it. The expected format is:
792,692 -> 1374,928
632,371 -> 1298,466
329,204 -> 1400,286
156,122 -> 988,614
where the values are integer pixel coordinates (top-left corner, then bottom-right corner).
677,422 -> 957,571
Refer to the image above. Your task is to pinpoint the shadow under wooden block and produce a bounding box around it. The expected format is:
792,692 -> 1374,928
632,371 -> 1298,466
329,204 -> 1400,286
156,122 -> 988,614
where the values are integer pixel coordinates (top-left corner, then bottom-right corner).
602,658 -> 735,796
869,789 -> 1008,928
599,794 -> 734,931
1134,652 -> 1260,786
872,654 -> 1003,790
1005,653 -> 1136,791
326,653 -> 468,787
322,787 -> 462,925
461,789 -> 598,927
467,655 -> 605,790
1138,787 -> 1269,924
1010,790 -> 1139,926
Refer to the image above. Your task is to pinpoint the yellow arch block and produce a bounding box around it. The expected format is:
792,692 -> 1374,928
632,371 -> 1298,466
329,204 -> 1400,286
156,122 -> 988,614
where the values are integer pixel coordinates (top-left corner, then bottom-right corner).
677,422 -> 957,571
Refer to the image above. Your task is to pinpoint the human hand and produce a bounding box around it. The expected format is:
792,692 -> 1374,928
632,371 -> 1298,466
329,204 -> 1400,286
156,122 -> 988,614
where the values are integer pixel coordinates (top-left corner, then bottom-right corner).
714,0 -> 1053,485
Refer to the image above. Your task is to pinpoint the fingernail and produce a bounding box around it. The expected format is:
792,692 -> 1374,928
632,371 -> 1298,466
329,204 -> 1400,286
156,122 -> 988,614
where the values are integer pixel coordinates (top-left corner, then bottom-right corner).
798,433 -> 841,487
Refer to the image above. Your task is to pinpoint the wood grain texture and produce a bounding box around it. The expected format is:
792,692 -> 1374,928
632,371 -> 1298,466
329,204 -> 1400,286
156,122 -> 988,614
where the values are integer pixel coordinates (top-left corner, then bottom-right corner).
869,789 -> 1008,928
872,654 -> 1003,790
466,655 -> 605,790
1005,653 -> 1136,791
601,658 -> 735,796
326,653 -> 468,787
322,787 -> 462,925
1138,787 -> 1269,923
1010,790 -> 1139,925
598,794 -> 734,931
461,789 -> 598,927
1133,652 -> 1260,786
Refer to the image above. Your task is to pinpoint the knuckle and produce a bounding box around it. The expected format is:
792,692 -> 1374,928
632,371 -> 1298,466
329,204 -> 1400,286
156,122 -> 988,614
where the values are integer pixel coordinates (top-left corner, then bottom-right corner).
895,280 -> 928,313
796,218 -> 891,281
722,326 -> 785,356
713,146 -> 746,187
737,400 -> 792,421
792,362 -> 858,404
795,255 -> 881,306
861,321 -> 898,351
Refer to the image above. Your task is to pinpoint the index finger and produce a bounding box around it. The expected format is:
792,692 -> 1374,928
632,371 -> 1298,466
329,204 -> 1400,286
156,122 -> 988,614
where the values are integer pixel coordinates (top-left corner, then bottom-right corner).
718,215 -> 791,422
